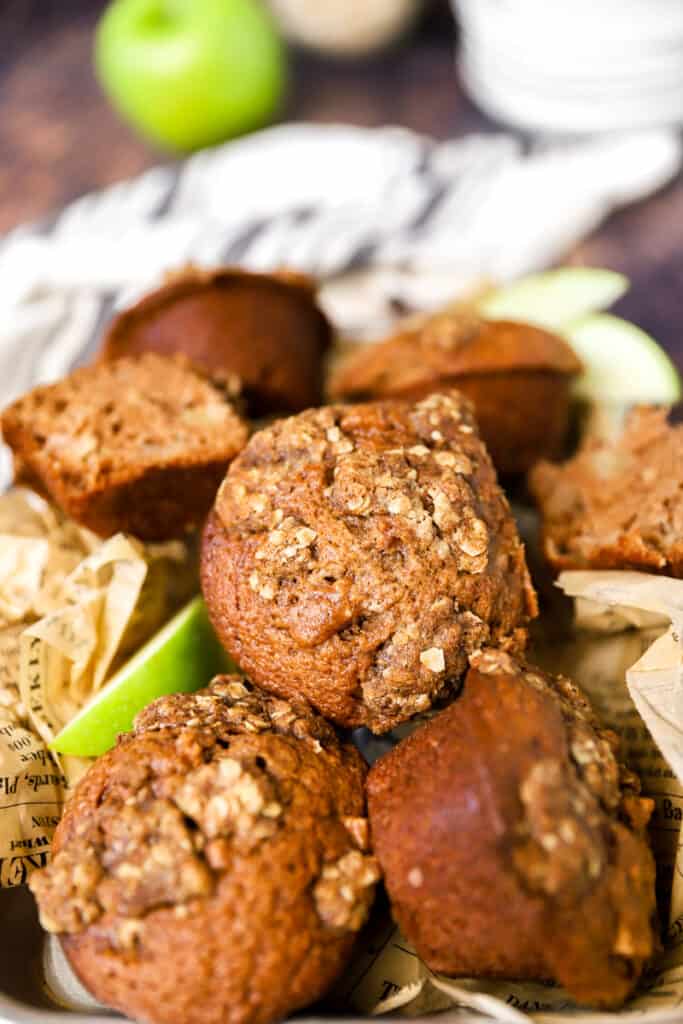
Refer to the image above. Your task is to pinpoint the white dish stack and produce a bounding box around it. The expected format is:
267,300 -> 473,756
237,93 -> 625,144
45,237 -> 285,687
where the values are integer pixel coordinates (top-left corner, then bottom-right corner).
453,0 -> 683,132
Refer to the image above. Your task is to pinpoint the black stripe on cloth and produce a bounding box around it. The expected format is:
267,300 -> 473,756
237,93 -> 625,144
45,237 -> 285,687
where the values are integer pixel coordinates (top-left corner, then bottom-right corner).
151,163 -> 183,220
73,292 -> 117,368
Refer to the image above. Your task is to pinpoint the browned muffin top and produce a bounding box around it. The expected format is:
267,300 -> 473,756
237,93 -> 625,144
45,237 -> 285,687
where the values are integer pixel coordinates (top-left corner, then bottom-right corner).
30,676 -> 376,947
469,650 -> 648,897
530,407 -> 683,576
135,675 -> 339,753
99,265 -> 332,415
102,265 -> 329,358
329,312 -> 581,401
205,392 -> 537,732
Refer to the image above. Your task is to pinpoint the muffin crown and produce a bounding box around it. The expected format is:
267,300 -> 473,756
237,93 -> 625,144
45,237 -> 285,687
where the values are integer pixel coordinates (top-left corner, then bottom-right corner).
204,392 -> 536,732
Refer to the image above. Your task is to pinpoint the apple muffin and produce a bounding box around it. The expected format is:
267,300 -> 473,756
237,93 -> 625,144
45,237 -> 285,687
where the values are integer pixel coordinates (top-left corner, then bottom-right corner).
1,352 -> 248,540
530,407 -> 683,576
328,310 -> 581,474
99,266 -> 332,415
30,676 -> 379,1024
201,392 -> 537,733
367,650 -> 657,1010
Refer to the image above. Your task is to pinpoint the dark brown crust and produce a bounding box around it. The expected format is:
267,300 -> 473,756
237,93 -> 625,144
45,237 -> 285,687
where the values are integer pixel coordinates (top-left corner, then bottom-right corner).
367,651 -> 657,1009
1,353 -> 248,540
42,459 -> 232,541
529,407 -> 683,576
328,316 -> 581,474
99,266 -> 332,415
201,394 -> 537,733
383,372 -> 574,476
30,677 -> 378,1024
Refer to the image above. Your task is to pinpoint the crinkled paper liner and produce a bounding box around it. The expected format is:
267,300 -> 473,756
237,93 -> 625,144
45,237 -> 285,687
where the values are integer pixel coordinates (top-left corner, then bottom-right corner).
0,489 -> 196,890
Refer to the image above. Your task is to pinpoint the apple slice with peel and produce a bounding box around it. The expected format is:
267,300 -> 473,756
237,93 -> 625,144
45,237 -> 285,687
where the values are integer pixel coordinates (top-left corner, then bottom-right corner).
479,267 -> 679,407
479,268 -> 629,330
566,313 -> 681,404
51,597 -> 233,758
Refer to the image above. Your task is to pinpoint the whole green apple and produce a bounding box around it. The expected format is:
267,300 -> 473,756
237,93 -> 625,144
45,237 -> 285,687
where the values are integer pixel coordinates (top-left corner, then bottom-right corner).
95,0 -> 286,151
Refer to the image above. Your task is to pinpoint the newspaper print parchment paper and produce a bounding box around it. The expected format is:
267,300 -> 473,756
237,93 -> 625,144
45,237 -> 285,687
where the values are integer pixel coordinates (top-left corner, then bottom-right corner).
0,489 -> 196,887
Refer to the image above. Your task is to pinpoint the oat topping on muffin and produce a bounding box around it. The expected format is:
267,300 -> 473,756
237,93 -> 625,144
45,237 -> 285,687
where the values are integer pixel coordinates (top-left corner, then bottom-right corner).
30,677 -> 377,1024
329,313 -> 581,474
202,393 -> 537,732
134,675 -> 338,752
314,849 -> 381,931
367,653 -> 657,1010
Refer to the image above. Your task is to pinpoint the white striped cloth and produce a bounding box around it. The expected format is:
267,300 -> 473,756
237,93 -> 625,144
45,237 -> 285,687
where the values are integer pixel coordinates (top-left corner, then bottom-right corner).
0,122 -> 680,489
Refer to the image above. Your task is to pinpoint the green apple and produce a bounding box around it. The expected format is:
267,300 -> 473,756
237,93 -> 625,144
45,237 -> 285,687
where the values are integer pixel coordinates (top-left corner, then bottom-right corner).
479,267 -> 629,331
95,0 -> 286,151
565,313 -> 681,405
480,267 -> 681,406
51,597 -> 233,758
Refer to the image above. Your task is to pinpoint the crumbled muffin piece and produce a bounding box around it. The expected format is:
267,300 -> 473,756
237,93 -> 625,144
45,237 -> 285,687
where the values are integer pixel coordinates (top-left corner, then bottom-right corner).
329,312 -> 581,474
530,407 -> 683,575
201,393 -> 537,733
1,353 -> 248,540
367,651 -> 657,1010
99,266 -> 332,415
30,676 -> 378,1024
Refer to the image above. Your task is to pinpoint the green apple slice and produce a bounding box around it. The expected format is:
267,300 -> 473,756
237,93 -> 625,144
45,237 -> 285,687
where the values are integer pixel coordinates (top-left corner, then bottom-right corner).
566,313 -> 681,404
51,597 -> 232,758
480,267 -> 629,330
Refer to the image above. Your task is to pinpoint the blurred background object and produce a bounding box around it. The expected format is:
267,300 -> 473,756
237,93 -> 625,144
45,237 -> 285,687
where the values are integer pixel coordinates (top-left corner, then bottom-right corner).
0,0 -> 681,362
267,0 -> 423,57
454,0 -> 683,132
0,0 -> 458,230
95,0 -> 286,151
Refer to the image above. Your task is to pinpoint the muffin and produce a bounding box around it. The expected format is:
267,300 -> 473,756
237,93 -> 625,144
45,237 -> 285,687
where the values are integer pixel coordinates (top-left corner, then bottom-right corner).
367,650 -> 657,1009
30,676 -> 379,1024
99,266 -> 332,415
530,407 -> 683,576
0,353 -> 248,540
201,392 -> 537,733
329,310 -> 581,474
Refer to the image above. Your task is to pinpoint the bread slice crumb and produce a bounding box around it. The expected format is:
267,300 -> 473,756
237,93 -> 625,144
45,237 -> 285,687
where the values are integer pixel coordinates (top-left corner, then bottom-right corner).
530,407 -> 683,576
1,353 -> 248,540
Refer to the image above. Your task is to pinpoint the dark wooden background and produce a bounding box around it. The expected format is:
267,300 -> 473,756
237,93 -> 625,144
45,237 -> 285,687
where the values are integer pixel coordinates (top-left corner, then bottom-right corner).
1,0 -> 682,361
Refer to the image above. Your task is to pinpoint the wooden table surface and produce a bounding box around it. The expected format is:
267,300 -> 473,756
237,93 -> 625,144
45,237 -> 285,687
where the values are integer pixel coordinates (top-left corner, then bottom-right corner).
1,0 -> 682,362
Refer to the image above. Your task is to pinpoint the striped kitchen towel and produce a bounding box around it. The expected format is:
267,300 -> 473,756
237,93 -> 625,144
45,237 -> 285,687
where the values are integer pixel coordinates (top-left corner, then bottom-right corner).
0,121 -> 680,489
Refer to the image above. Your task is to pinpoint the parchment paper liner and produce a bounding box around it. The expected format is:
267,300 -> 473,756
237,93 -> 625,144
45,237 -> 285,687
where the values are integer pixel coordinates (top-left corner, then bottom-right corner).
0,489 -> 196,889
